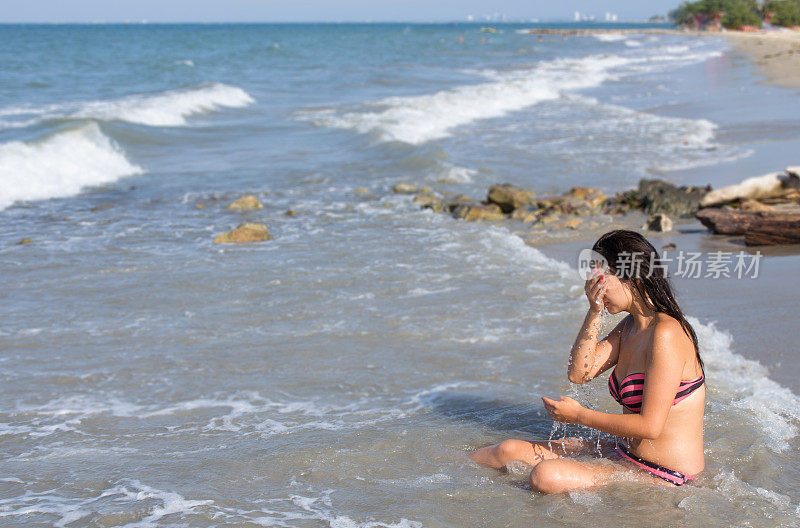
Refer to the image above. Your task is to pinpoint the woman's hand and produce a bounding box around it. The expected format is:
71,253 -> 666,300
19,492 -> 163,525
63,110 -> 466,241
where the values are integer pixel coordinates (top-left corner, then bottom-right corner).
584,270 -> 607,313
542,396 -> 584,424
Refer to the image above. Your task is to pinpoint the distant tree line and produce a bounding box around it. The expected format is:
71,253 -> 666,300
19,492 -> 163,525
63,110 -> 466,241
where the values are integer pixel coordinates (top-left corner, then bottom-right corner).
669,0 -> 800,29
766,0 -> 800,25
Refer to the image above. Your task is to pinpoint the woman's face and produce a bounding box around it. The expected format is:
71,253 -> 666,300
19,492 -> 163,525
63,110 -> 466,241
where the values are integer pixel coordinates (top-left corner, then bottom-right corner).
600,272 -> 633,314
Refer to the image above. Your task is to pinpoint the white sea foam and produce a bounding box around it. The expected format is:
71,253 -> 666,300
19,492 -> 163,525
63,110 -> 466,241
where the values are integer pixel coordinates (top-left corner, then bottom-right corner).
71,82 -> 254,126
300,44 -> 722,145
0,123 -> 143,210
687,316 -> 800,451
591,34 -> 628,42
478,226 -> 576,281
0,479 -> 212,528
300,54 -> 630,144
0,82 -> 254,129
435,162 -> 477,183
570,94 -> 719,148
290,494 -> 423,528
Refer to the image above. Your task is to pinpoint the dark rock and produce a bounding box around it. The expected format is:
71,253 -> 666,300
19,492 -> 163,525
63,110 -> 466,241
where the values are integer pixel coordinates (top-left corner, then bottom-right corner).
445,194 -> 472,212
638,179 -> 709,218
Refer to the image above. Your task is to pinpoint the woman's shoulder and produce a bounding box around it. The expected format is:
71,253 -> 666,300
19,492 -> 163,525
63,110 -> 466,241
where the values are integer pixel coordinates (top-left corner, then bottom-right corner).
652,313 -> 685,333
650,314 -> 698,365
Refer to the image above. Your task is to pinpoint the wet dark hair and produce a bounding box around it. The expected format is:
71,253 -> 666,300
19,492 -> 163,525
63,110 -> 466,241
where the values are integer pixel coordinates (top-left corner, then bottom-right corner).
591,229 -> 704,372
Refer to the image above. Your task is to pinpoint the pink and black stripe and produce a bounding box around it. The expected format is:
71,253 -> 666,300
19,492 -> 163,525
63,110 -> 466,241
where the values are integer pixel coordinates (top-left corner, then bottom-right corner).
615,441 -> 695,486
608,366 -> 704,413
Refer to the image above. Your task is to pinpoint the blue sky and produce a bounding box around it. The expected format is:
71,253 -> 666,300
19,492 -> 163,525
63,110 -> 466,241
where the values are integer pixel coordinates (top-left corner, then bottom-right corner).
1,1 -> 680,23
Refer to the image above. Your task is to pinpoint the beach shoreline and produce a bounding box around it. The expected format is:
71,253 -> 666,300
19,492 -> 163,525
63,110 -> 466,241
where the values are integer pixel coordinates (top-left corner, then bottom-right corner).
524,27 -> 800,89
725,30 -> 800,89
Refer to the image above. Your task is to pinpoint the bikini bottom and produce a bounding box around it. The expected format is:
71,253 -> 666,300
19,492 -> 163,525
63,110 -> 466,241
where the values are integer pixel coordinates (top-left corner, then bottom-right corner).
615,441 -> 696,486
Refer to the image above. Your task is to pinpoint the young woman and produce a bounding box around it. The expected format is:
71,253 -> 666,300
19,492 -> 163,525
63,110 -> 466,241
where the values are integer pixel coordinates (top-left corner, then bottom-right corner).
468,229 -> 705,493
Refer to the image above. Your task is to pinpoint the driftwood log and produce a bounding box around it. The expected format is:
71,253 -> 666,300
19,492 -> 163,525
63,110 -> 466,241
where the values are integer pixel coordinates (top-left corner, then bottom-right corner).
696,208 -> 800,245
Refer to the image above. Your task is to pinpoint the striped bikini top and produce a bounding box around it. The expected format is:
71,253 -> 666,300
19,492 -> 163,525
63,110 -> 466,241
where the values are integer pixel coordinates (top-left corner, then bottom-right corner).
608,364 -> 705,413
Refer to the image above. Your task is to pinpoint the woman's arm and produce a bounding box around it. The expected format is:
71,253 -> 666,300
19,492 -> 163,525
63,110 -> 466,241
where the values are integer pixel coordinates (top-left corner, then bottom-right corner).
568,311 -> 627,384
546,322 -> 686,439
567,274 -> 625,384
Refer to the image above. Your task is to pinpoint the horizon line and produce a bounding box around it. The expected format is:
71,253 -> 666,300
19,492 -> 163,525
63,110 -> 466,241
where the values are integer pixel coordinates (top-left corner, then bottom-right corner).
0,19 -> 670,25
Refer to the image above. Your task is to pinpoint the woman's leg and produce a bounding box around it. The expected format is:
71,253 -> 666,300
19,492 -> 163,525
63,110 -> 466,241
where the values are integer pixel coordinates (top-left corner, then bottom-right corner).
529,457 -> 674,494
468,436 -> 602,470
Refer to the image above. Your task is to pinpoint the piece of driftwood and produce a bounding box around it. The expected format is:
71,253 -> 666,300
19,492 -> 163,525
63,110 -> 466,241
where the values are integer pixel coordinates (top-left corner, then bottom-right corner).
696,208 -> 800,245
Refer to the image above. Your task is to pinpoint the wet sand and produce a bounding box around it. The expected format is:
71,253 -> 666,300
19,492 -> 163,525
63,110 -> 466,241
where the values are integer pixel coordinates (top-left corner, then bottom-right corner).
726,31 -> 800,89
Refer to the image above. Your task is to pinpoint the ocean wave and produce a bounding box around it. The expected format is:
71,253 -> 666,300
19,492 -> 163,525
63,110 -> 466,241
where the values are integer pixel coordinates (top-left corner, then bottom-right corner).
434,162 -> 477,183
570,94 -> 719,148
688,316 -> 800,451
0,82 -> 254,129
591,34 -> 628,42
300,54 -> 627,144
72,82 -> 254,126
299,44 -> 722,145
0,123 -> 143,210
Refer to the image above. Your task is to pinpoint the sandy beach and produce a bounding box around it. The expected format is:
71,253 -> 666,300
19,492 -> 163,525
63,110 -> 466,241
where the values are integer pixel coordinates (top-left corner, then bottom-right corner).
725,30 -> 800,88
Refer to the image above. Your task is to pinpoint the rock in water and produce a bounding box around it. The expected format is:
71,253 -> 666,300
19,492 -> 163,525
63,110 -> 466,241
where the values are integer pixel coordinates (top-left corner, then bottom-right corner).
214,223 -> 272,244
226,195 -> 263,211
554,217 -> 583,230
639,179 -> 707,217
451,204 -> 507,222
445,193 -> 472,212
563,187 -> 607,208
413,193 -> 445,213
486,183 -> 536,213
643,214 -> 673,232
392,182 -> 418,194
511,206 -> 539,223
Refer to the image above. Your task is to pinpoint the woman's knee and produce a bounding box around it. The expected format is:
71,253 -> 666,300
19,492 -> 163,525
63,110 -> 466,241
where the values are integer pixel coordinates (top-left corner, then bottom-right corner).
529,461 -> 570,494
